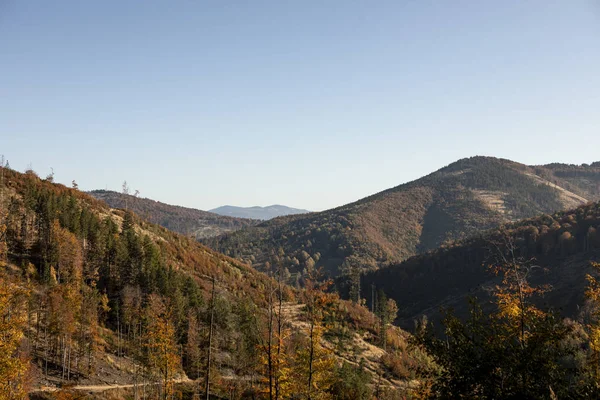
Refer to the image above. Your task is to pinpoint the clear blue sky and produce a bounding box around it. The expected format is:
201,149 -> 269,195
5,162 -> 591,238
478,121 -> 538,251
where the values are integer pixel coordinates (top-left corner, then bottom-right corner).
1,1 -> 599,211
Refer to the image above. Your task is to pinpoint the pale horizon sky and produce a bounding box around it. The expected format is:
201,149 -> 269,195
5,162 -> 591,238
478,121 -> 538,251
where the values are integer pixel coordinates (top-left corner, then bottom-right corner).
2,1 -> 600,212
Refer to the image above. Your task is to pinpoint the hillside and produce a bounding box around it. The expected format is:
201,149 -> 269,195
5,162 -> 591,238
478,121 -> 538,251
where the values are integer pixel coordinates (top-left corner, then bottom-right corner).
361,199 -> 600,329
89,190 -> 256,238
1,168 -> 433,399
204,156 -> 600,277
210,204 -> 310,220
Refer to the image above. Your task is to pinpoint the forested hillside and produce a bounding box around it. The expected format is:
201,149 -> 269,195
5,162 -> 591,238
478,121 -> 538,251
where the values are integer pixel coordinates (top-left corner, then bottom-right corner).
89,190 -> 256,238
362,200 -> 600,328
5,165 -> 600,399
0,167 -> 434,399
205,157 -> 600,278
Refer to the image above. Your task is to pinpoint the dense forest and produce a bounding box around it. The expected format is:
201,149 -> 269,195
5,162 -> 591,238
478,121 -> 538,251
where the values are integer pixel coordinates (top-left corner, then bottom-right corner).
89,190 -> 256,239
361,200 -> 600,327
204,157 -> 600,279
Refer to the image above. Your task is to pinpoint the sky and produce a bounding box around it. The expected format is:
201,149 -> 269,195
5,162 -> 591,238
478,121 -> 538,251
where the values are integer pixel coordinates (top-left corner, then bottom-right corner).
1,1 -> 599,212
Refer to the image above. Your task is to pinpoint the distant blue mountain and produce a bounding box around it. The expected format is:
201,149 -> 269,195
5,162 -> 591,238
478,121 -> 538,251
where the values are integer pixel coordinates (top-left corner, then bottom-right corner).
209,204 -> 310,220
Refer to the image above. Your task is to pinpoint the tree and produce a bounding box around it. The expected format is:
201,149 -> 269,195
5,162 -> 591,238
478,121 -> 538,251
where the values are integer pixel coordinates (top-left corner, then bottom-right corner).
122,181 -> 130,210
232,298 -> 261,388
45,167 -> 54,183
144,294 -> 180,400
258,268 -> 289,400
205,277 -> 215,400
0,276 -> 30,399
330,362 -> 372,400
376,290 -> 398,350
51,220 -> 83,285
488,232 -> 548,349
418,234 -> 578,399
0,209 -> 7,266
585,262 -> 600,383
0,155 -> 7,265
289,267 -> 335,400
185,311 -> 204,382
347,266 -> 361,304
76,284 -> 101,377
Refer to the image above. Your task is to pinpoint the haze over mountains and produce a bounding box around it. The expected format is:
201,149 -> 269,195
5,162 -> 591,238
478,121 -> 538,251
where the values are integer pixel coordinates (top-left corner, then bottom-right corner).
204,156 -> 600,277
210,204 -> 310,220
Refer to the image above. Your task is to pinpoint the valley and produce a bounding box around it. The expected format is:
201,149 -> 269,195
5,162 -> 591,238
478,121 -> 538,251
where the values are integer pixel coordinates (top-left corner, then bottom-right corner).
2,157 -> 600,399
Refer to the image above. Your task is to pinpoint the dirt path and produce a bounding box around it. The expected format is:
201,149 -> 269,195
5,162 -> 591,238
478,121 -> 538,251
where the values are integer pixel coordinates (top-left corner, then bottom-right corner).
36,378 -> 191,393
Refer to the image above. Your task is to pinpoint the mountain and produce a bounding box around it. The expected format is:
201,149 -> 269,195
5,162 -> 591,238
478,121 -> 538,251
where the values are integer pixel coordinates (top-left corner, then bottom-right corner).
2,168 -> 432,398
89,190 -> 257,238
361,199 -> 600,329
204,157 -> 600,277
209,204 -> 310,220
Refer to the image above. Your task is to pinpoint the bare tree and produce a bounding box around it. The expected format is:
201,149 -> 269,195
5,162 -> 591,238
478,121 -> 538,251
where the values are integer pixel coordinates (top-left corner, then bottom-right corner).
122,181 -> 130,210
0,155 -> 6,263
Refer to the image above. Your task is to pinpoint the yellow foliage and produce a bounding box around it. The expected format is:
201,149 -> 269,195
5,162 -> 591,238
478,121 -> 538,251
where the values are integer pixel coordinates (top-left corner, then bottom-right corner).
51,220 -> 83,285
144,294 -> 181,399
0,275 -> 30,400
490,257 -> 547,345
287,322 -> 335,400
259,322 -> 292,398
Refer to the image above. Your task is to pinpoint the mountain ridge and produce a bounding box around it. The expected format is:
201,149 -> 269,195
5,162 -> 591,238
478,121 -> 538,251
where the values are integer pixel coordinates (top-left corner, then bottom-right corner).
89,189 -> 257,239
204,156 -> 600,277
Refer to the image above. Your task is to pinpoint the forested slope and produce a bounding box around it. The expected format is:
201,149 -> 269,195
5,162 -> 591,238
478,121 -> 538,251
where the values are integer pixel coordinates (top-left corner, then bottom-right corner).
362,200 -> 600,328
205,157 -> 600,278
0,167 -> 433,399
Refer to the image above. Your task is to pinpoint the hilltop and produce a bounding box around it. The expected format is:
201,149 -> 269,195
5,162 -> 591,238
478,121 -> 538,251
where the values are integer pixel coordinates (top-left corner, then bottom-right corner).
89,190 -> 256,238
210,204 -> 310,220
204,157 -> 600,277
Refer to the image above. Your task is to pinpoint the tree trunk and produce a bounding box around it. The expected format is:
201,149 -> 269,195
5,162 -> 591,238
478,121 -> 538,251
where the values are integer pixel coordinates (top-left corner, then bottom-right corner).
308,321 -> 315,400
206,277 -> 216,400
